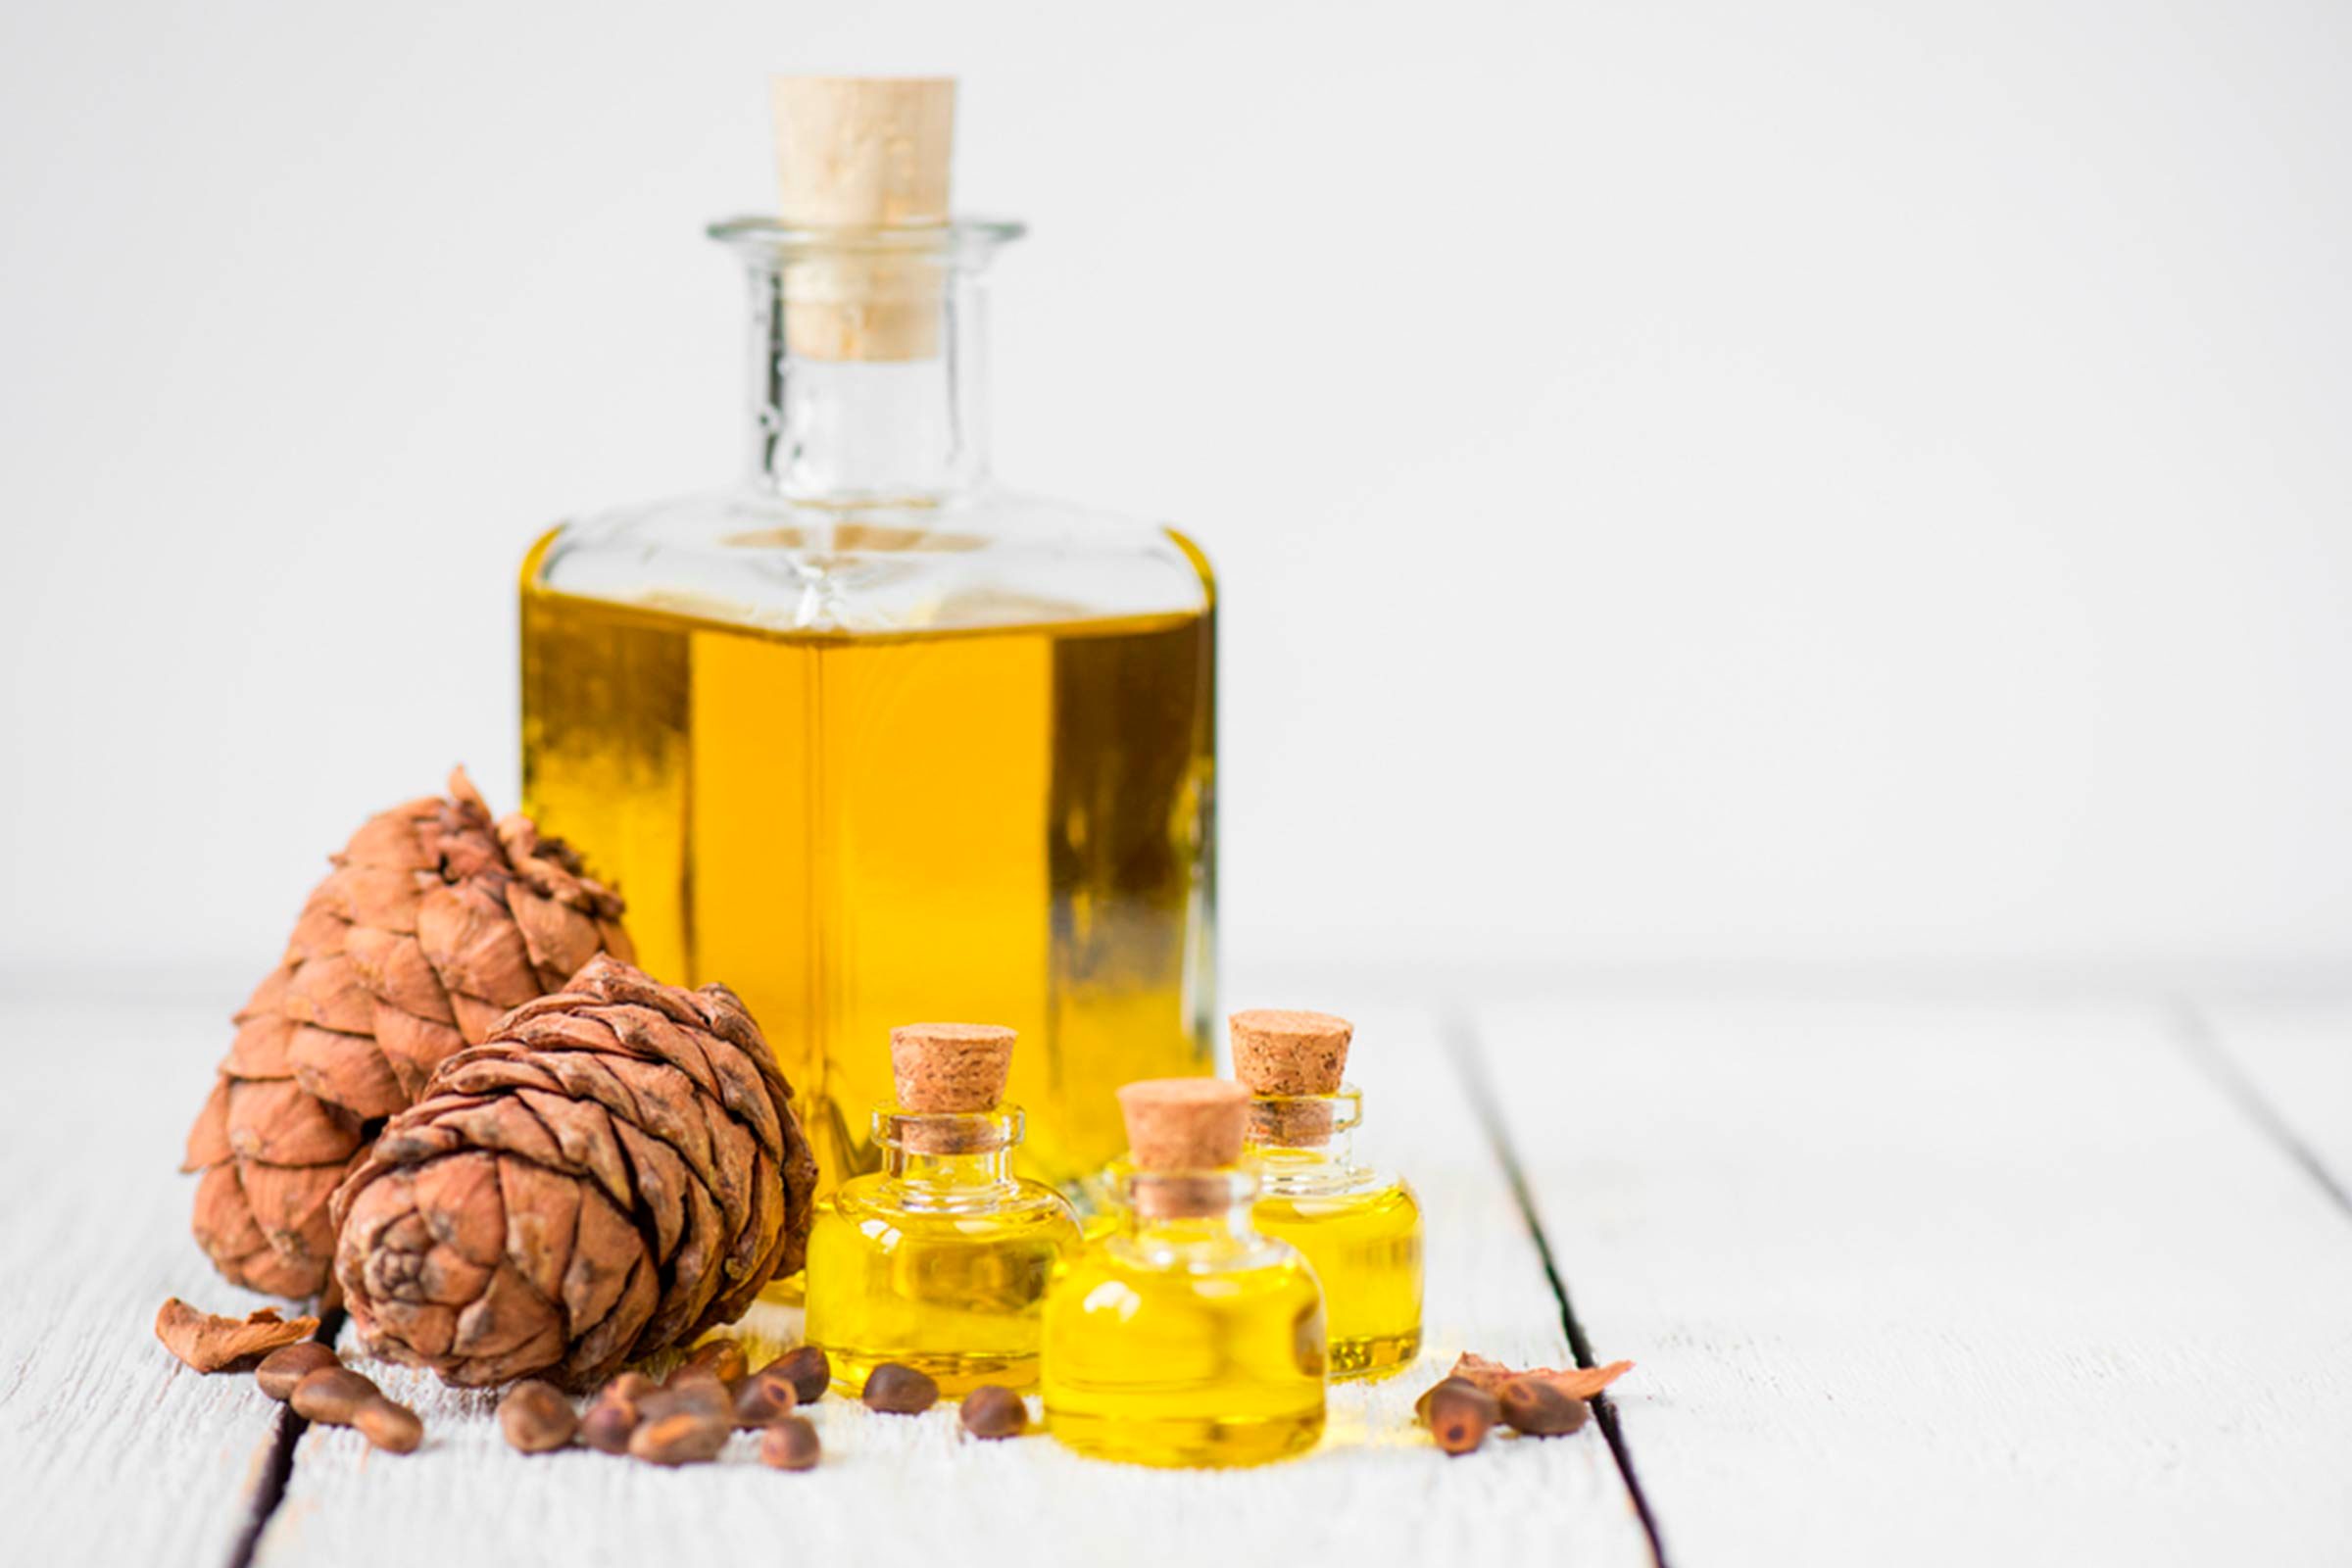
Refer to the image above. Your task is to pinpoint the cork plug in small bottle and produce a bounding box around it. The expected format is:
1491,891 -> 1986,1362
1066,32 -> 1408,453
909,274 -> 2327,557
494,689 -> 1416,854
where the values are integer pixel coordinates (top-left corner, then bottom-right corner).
1232,1008 -> 1424,1381
802,1022 -> 1078,1396
1039,1078 -> 1328,1468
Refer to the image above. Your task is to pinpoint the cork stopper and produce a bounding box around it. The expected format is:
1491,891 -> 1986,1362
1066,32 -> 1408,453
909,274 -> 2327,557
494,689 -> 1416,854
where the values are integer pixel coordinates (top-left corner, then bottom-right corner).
1117,1079 -> 1250,1172
890,1022 -> 1015,1111
1229,1009 -> 1353,1095
770,75 -> 956,363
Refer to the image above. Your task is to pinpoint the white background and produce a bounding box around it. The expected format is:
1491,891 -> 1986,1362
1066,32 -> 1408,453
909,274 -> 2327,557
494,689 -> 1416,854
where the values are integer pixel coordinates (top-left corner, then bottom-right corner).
4,0 -> 2348,988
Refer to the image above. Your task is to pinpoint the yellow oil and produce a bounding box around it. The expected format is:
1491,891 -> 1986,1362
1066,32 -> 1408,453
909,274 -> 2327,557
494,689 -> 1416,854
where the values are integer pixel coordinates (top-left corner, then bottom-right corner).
803,1156 -> 1079,1396
1253,1171 -> 1423,1380
1041,1224 -> 1326,1467
518,530 -> 1216,1196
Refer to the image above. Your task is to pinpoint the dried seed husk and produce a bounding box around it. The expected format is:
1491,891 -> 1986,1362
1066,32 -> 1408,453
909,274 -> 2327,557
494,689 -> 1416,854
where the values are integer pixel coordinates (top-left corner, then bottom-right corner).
499,1380 -> 578,1452
1446,1352 -> 1633,1401
860,1362 -> 938,1415
1415,1377 -> 1497,1456
760,1347 -> 829,1405
629,1410 -> 729,1466
1497,1377 -> 1588,1437
291,1366 -> 383,1425
353,1396 -> 424,1453
255,1342 -> 342,1398
155,1298 -> 320,1373
760,1416 -> 820,1471
958,1385 -> 1027,1439
733,1374 -> 798,1429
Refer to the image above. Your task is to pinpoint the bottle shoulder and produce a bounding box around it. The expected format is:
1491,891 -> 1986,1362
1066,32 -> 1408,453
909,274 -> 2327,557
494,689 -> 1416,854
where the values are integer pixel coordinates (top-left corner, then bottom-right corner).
1069,1229 -> 1317,1288
1251,1150 -> 1416,1205
823,1172 -> 1079,1232
522,484 -> 1213,639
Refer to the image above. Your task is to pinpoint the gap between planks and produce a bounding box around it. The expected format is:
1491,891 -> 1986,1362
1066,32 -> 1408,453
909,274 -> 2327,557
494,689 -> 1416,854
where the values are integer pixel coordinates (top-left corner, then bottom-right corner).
1445,1005 -> 1671,1568
223,1308 -> 344,1568
2168,999 -> 2352,1225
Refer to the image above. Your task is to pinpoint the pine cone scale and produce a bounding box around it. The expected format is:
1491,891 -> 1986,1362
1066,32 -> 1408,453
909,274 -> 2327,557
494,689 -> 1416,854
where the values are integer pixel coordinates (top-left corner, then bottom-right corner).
346,927 -> 458,1024
223,1010 -> 297,1079
224,1078 -> 366,1165
288,1022 -> 407,1120
417,882 -> 540,1010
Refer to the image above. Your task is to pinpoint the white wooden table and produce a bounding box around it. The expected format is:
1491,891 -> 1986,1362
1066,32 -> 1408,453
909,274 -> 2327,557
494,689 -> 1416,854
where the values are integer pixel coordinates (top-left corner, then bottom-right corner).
8,975 -> 2350,1566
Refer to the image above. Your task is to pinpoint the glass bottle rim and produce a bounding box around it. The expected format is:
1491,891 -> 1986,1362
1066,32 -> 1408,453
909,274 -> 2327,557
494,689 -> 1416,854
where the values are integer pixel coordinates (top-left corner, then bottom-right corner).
871,1102 -> 1025,1153
706,216 -> 1026,260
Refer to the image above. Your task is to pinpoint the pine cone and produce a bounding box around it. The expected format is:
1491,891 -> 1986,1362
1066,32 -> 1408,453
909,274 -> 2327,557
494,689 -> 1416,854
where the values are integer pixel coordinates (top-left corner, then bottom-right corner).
331,955 -> 818,1390
183,769 -> 633,1298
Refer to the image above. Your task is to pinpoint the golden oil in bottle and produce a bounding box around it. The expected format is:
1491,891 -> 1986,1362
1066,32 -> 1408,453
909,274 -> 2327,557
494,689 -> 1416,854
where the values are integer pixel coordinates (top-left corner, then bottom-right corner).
1251,1159 -> 1422,1379
803,1024 -> 1080,1395
1042,1081 -> 1325,1467
516,78 -> 1218,1229
519,557 -> 1215,1196
1231,1009 -> 1423,1380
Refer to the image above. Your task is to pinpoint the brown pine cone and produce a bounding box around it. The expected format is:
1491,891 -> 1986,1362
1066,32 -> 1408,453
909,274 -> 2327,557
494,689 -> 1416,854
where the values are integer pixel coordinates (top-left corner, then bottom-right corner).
183,769 -> 633,1298
331,955 -> 819,1390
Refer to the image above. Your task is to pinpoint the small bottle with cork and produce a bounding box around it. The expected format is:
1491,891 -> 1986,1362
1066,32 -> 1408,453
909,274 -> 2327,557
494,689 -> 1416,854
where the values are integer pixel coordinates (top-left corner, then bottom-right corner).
803,1023 -> 1081,1395
1041,1079 -> 1327,1467
1231,1008 -> 1424,1380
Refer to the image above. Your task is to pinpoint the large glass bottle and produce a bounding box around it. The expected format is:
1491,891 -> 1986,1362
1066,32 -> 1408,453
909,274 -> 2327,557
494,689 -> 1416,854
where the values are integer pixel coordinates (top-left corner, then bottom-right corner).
518,79 -> 1216,1201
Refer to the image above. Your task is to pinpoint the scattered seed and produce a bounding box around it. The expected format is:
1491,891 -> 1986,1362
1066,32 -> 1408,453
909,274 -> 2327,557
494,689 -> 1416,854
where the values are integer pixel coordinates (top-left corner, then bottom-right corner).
291,1366 -> 383,1426
760,1346 -> 829,1405
579,1371 -> 655,1453
1497,1378 -> 1588,1437
683,1338 -> 748,1385
640,1373 -> 731,1426
733,1373 -> 798,1429
499,1380 -> 578,1452
628,1410 -> 730,1466
861,1362 -> 939,1415
353,1397 -> 423,1453
1415,1377 -> 1497,1456
760,1415 -> 820,1471
958,1385 -> 1027,1439
580,1398 -> 637,1454
255,1343 -> 341,1401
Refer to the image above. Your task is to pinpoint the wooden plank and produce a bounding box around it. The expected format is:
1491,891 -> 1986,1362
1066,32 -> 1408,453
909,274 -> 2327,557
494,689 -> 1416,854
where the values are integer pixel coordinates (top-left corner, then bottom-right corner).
2196,999 -> 2352,1211
1478,997 -> 2352,1566
0,993 -> 298,1567
258,1002 -> 1650,1567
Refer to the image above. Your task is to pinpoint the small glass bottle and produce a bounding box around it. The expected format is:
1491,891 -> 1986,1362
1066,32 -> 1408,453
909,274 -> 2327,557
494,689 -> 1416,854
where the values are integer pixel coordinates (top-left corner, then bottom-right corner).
1042,1079 -> 1325,1467
804,1023 -> 1080,1395
518,78 -> 1216,1206
1231,1008 -> 1424,1380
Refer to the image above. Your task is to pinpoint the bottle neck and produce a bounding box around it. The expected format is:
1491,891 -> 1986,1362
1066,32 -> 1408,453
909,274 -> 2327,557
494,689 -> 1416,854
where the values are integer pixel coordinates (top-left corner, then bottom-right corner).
1122,1169 -> 1261,1249
874,1105 -> 1020,1203
883,1144 -> 1016,1190
1246,1088 -> 1369,1194
739,247 -> 993,504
